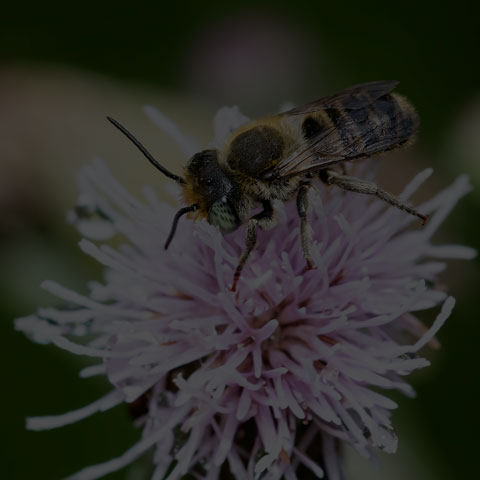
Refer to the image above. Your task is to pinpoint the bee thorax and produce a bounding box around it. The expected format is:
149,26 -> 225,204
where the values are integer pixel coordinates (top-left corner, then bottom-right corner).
227,126 -> 285,177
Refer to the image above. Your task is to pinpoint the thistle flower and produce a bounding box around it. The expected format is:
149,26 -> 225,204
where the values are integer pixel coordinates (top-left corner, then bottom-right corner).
17,105 -> 474,480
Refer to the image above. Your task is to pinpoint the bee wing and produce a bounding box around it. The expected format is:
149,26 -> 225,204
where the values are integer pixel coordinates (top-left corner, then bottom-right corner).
271,126 -> 402,179
269,80 -> 415,179
282,80 -> 399,115
269,128 -> 348,179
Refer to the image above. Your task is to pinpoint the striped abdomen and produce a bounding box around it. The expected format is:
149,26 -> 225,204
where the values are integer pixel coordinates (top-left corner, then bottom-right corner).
301,93 -> 419,159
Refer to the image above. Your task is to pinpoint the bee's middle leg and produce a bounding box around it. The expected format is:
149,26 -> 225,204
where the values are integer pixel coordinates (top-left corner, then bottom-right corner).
231,201 -> 275,292
296,182 -> 315,269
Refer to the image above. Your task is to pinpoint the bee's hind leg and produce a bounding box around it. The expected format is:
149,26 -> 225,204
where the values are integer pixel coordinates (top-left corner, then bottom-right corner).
297,182 -> 315,270
320,169 -> 427,223
231,200 -> 275,292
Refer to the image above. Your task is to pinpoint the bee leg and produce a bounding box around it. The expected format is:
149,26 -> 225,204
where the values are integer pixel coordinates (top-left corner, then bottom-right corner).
321,170 -> 428,224
231,201 -> 274,292
296,183 -> 315,270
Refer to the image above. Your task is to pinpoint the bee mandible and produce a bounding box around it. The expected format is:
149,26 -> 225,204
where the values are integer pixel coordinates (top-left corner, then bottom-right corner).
108,80 -> 426,291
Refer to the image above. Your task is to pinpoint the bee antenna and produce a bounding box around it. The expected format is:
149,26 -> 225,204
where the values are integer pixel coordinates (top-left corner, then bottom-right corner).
106,116 -> 186,185
164,204 -> 199,249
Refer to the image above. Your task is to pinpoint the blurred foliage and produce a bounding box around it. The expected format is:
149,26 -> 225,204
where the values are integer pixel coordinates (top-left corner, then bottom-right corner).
1,1 -> 479,479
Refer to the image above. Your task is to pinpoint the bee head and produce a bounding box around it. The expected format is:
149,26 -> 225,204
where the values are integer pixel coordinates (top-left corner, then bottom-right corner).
105,117 -> 241,246
184,149 -> 241,233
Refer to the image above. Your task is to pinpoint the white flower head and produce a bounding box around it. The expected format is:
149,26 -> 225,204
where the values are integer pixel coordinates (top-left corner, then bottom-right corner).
17,105 -> 475,480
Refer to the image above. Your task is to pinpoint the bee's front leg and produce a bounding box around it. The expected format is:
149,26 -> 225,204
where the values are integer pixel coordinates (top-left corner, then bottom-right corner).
231,201 -> 274,292
296,183 -> 315,270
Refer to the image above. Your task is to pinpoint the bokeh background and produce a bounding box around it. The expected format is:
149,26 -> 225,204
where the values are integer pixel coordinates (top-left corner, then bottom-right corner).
2,1 -> 479,479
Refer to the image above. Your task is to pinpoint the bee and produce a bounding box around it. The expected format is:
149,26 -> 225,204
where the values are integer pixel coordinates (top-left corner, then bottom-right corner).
108,80 -> 426,291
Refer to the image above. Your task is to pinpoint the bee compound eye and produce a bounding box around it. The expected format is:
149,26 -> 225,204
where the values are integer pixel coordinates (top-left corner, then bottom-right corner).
208,201 -> 238,234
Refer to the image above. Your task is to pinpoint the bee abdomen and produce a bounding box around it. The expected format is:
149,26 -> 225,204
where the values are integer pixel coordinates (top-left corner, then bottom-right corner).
325,108 -> 364,152
323,93 -> 419,157
302,116 -> 325,139
387,93 -> 419,142
360,94 -> 418,152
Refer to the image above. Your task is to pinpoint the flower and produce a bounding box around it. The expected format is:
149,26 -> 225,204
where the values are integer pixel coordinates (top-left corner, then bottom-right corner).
16,105 -> 474,480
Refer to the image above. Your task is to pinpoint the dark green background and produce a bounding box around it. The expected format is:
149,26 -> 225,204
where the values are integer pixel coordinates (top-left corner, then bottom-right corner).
2,1 -> 479,479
